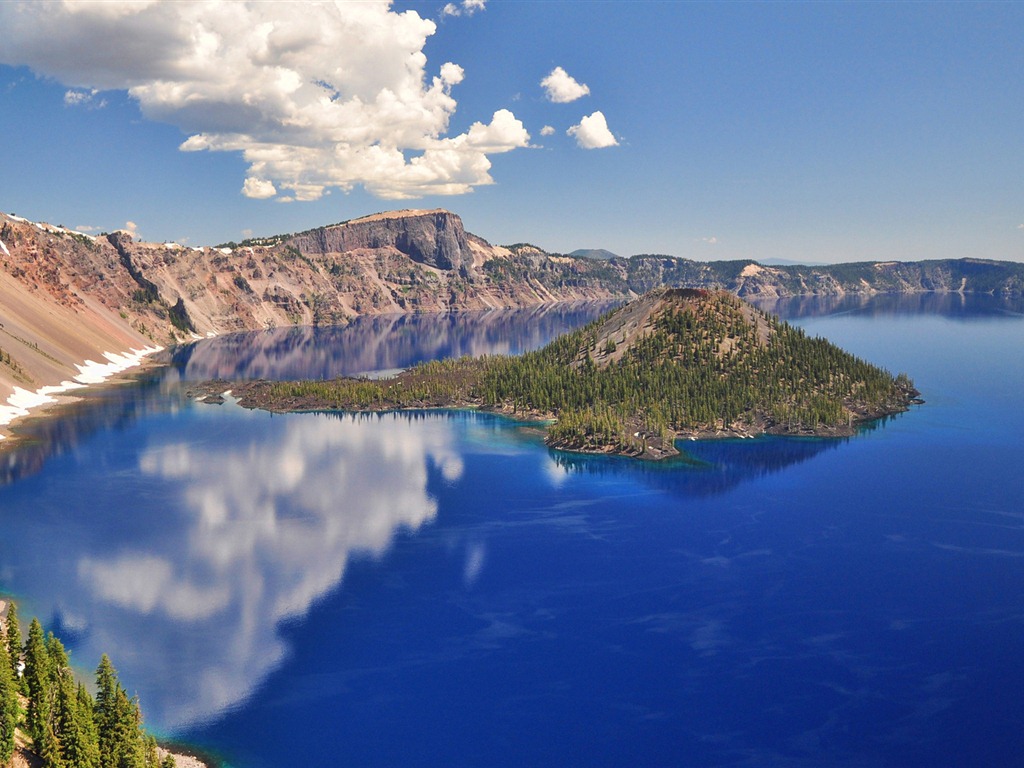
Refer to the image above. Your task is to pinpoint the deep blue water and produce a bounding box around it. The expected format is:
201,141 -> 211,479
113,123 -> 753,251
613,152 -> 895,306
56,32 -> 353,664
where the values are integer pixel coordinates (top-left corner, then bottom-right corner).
1,296 -> 1023,767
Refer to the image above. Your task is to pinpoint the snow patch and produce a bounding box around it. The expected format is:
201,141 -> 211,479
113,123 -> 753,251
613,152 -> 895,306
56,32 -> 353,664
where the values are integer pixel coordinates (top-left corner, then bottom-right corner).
0,240 -> 8,257
0,345 -> 163,430
1,214 -> 94,240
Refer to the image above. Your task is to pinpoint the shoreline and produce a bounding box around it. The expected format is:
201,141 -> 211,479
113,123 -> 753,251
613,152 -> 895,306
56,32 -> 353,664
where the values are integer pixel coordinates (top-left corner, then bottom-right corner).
187,378 -> 917,462
0,344 -> 164,448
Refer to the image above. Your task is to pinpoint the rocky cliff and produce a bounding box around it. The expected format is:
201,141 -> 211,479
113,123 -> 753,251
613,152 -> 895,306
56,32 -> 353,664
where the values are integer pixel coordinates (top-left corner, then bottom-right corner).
286,209 -> 476,274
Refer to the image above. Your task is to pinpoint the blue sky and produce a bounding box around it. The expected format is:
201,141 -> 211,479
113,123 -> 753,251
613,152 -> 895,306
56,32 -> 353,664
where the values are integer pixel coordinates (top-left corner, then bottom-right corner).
1,1 -> 1021,264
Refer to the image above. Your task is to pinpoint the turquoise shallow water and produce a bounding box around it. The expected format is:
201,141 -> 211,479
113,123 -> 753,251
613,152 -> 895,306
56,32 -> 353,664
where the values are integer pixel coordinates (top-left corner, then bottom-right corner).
1,296 -> 1022,767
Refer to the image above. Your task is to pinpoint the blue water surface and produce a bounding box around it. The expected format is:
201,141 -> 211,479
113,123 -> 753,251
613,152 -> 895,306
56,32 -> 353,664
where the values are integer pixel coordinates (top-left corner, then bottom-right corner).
1,296 -> 1022,767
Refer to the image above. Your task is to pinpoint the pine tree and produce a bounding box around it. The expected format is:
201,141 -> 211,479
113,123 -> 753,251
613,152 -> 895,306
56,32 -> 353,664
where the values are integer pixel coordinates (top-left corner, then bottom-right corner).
96,654 -> 146,768
75,683 -> 102,768
0,632 -> 17,765
94,654 -> 118,765
5,601 -> 25,694
24,617 -> 51,748
49,637 -> 99,768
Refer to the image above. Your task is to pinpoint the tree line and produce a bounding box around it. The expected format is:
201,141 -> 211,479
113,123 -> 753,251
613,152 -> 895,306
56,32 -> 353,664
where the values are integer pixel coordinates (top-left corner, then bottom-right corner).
0,602 -> 174,768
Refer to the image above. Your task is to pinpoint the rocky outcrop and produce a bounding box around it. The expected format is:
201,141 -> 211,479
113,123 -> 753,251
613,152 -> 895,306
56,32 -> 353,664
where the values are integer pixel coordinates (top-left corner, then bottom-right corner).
286,209 -> 475,274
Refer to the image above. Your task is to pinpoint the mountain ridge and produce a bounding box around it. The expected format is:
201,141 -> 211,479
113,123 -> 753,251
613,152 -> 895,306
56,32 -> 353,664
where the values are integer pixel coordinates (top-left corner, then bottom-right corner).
0,205 -> 1020,436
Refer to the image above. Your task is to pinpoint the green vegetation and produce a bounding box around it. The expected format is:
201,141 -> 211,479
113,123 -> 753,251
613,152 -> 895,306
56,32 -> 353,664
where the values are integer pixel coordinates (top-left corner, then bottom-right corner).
241,289 -> 915,459
1,606 -> 174,768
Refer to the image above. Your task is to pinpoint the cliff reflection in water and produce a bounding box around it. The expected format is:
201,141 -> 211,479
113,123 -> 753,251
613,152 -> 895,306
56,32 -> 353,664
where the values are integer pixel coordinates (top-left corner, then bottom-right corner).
751,291 -> 1024,321
1,303 -> 615,486
168,301 -> 619,382
0,372 -> 183,486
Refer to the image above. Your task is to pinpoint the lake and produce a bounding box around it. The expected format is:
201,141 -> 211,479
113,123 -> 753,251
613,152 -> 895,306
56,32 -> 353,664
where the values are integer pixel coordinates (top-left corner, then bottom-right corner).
1,295 -> 1022,767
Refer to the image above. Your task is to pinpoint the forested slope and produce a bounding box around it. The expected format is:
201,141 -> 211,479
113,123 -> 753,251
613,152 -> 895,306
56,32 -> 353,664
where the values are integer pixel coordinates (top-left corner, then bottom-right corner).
229,289 -> 918,459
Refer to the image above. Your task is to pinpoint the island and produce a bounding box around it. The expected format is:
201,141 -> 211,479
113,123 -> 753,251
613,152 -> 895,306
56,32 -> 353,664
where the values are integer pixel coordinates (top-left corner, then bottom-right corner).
194,289 -> 920,460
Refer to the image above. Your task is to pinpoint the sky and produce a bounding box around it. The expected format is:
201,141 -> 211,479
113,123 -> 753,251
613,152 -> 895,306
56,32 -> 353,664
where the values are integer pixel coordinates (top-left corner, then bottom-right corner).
0,0 -> 1021,264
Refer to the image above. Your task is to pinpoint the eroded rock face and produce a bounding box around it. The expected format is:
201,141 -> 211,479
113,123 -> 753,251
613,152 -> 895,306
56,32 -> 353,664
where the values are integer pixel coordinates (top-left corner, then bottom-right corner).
286,210 -> 473,273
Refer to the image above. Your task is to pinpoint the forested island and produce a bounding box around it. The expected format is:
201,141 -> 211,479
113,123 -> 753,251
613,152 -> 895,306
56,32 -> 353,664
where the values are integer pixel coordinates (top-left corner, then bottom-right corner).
205,289 -> 919,460
0,601 -> 194,768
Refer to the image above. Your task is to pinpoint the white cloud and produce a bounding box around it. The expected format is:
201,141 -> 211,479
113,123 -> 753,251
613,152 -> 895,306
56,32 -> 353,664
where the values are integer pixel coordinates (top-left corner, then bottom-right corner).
242,177 -> 277,199
567,111 -> 618,149
702,236 -> 718,245
123,220 -> 139,238
1018,224 -> 1024,230
541,66 -> 590,103
0,1 -> 525,201
540,125 -> 555,137
443,0 -> 486,17
63,88 -> 106,109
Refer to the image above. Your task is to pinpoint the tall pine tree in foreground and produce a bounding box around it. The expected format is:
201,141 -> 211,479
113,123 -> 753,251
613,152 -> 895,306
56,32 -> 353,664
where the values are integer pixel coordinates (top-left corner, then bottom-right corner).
5,602 -> 25,695
0,630 -> 17,765
24,618 -> 50,748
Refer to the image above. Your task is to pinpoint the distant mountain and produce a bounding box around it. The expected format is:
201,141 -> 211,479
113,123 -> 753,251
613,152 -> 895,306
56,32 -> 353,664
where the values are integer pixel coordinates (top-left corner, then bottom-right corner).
757,257 -> 828,267
570,248 -> 619,260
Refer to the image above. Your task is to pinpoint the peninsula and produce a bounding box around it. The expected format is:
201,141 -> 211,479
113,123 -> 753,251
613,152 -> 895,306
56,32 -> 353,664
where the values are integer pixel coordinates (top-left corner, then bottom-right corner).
209,288 -> 919,460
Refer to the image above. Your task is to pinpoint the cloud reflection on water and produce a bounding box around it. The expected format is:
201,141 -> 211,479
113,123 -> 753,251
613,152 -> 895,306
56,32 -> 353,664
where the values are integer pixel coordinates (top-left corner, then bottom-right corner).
73,410 -> 462,728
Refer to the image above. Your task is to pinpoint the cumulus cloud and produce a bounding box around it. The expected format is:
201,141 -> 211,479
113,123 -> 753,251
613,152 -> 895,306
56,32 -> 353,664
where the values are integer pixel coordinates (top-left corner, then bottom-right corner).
0,1 -> 526,201
540,125 -> 555,137
443,0 -> 486,16
242,177 -> 277,200
541,66 -> 590,103
567,111 -> 618,149
702,236 -> 718,245
123,221 -> 139,238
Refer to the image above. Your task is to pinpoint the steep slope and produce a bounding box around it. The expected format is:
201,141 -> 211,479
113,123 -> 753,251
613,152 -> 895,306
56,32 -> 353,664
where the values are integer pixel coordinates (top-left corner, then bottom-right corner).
0,217 -> 159,438
496,288 -> 918,455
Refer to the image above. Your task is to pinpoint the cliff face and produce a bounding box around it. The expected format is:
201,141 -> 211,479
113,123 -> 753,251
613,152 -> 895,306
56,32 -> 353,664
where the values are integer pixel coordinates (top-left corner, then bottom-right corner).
286,209 -> 476,274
